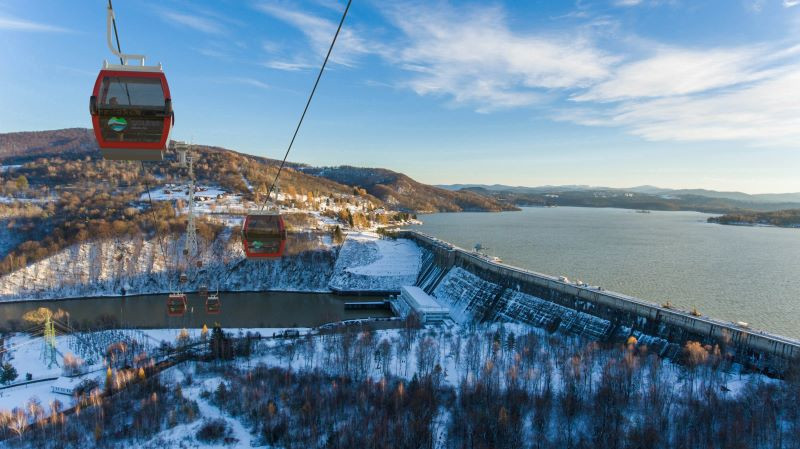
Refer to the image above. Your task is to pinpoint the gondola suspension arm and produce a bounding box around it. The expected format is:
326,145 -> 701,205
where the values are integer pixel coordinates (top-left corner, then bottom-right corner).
106,0 -> 145,67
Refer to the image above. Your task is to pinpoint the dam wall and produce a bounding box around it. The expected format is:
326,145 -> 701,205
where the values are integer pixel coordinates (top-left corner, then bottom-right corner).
398,230 -> 800,373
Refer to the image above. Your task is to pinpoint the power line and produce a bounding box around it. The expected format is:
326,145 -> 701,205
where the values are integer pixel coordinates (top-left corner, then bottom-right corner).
140,162 -> 174,291
261,0 -> 353,210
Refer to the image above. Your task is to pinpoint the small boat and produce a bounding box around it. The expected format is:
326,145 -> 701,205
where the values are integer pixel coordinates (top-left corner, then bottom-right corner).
635,210 -> 651,214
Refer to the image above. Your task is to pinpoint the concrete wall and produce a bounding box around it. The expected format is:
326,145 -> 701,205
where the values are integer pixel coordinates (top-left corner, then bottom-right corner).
398,230 -> 799,372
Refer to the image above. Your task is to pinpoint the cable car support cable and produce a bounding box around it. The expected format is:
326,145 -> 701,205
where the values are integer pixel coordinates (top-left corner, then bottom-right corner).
259,0 -> 352,211
106,0 -> 175,291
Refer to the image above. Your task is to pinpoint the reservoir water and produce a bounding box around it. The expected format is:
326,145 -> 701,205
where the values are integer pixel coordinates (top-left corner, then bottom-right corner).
0,292 -> 392,331
412,207 -> 800,339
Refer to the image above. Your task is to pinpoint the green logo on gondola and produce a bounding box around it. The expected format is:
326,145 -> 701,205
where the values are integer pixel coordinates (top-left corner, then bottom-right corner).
252,241 -> 263,248
108,117 -> 127,132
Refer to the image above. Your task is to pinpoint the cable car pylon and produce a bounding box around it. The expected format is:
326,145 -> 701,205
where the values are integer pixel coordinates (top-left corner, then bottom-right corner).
183,142 -> 198,258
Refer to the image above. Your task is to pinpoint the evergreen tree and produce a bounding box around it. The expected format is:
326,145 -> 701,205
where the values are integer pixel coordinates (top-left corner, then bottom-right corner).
1,362 -> 17,384
333,225 -> 345,244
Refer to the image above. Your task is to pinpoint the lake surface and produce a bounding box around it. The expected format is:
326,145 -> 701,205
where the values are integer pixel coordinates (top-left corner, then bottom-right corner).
0,292 -> 392,330
412,207 -> 800,339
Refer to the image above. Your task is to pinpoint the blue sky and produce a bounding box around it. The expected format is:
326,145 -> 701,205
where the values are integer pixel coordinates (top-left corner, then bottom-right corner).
1,0 -> 799,193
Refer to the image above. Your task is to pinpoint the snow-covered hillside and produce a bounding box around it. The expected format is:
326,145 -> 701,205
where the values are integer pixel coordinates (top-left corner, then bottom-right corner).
0,230 -> 428,301
0,230 -> 337,301
328,232 -> 421,293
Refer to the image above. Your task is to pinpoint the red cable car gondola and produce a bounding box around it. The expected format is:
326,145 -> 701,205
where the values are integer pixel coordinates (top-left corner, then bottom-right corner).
241,213 -> 287,258
90,6 -> 173,161
166,293 -> 187,317
90,67 -> 173,160
205,293 -> 221,314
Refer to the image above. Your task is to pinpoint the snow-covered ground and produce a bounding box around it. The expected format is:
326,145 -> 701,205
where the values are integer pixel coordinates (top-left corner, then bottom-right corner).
139,183 -> 248,217
0,333 -> 103,414
328,232 -> 422,292
0,327 -> 311,418
0,197 -> 55,204
0,320 -> 782,448
0,230 -> 337,301
0,226 -> 422,302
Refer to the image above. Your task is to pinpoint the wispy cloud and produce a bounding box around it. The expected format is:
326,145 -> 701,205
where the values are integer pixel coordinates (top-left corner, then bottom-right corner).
573,46 -> 775,102
379,2 -> 614,111
252,0 -> 800,145
254,1 -> 378,67
227,77 -> 271,90
558,46 -> 800,144
262,60 -> 315,71
613,0 -> 643,6
156,9 -> 226,35
0,15 -> 70,32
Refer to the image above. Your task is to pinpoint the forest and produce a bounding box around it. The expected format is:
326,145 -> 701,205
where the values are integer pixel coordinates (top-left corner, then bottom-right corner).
708,209 -> 800,228
4,321 -> 795,448
201,324 -> 800,449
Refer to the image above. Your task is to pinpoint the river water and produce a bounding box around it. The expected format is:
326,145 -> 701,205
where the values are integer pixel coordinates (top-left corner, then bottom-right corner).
412,207 -> 800,339
0,292 -> 392,330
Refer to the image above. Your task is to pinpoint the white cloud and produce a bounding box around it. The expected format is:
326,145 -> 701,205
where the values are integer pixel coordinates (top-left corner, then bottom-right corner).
559,38 -> 800,143
252,0 -> 800,145
254,2 -> 376,67
262,60 -> 315,71
574,46 -> 774,102
379,2 -> 615,111
614,0 -> 643,6
0,15 -> 70,32
784,0 -> 800,7
559,64 -> 800,144
157,9 -> 225,35
228,77 -> 271,90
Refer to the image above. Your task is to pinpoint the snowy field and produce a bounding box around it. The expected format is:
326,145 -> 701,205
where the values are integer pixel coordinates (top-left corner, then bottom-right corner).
138,183 -> 247,216
0,327 -> 310,419
328,232 -> 422,292
0,197 -> 54,204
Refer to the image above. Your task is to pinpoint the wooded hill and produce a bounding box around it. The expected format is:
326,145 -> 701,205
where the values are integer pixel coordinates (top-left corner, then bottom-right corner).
0,129 -> 511,213
302,166 -> 519,213
708,209 -> 800,227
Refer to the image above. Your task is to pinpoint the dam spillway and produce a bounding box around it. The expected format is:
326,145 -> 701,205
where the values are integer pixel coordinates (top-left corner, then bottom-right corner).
398,230 -> 800,374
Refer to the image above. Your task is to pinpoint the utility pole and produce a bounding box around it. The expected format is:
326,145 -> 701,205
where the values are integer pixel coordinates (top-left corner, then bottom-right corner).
173,140 -> 198,258
185,147 -> 198,257
42,314 -> 57,368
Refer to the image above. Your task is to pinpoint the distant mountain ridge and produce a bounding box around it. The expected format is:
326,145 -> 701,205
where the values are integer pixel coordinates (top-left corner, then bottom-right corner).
453,186 -> 800,214
438,183 -> 800,205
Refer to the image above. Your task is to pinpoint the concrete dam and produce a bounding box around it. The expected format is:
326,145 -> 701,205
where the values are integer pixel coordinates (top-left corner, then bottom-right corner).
397,230 -> 800,375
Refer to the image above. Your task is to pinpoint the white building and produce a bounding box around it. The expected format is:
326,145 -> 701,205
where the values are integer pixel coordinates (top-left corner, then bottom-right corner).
394,286 -> 450,324
50,376 -> 81,396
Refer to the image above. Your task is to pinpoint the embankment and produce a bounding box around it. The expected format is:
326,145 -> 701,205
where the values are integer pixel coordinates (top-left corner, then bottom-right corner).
400,230 -> 800,374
